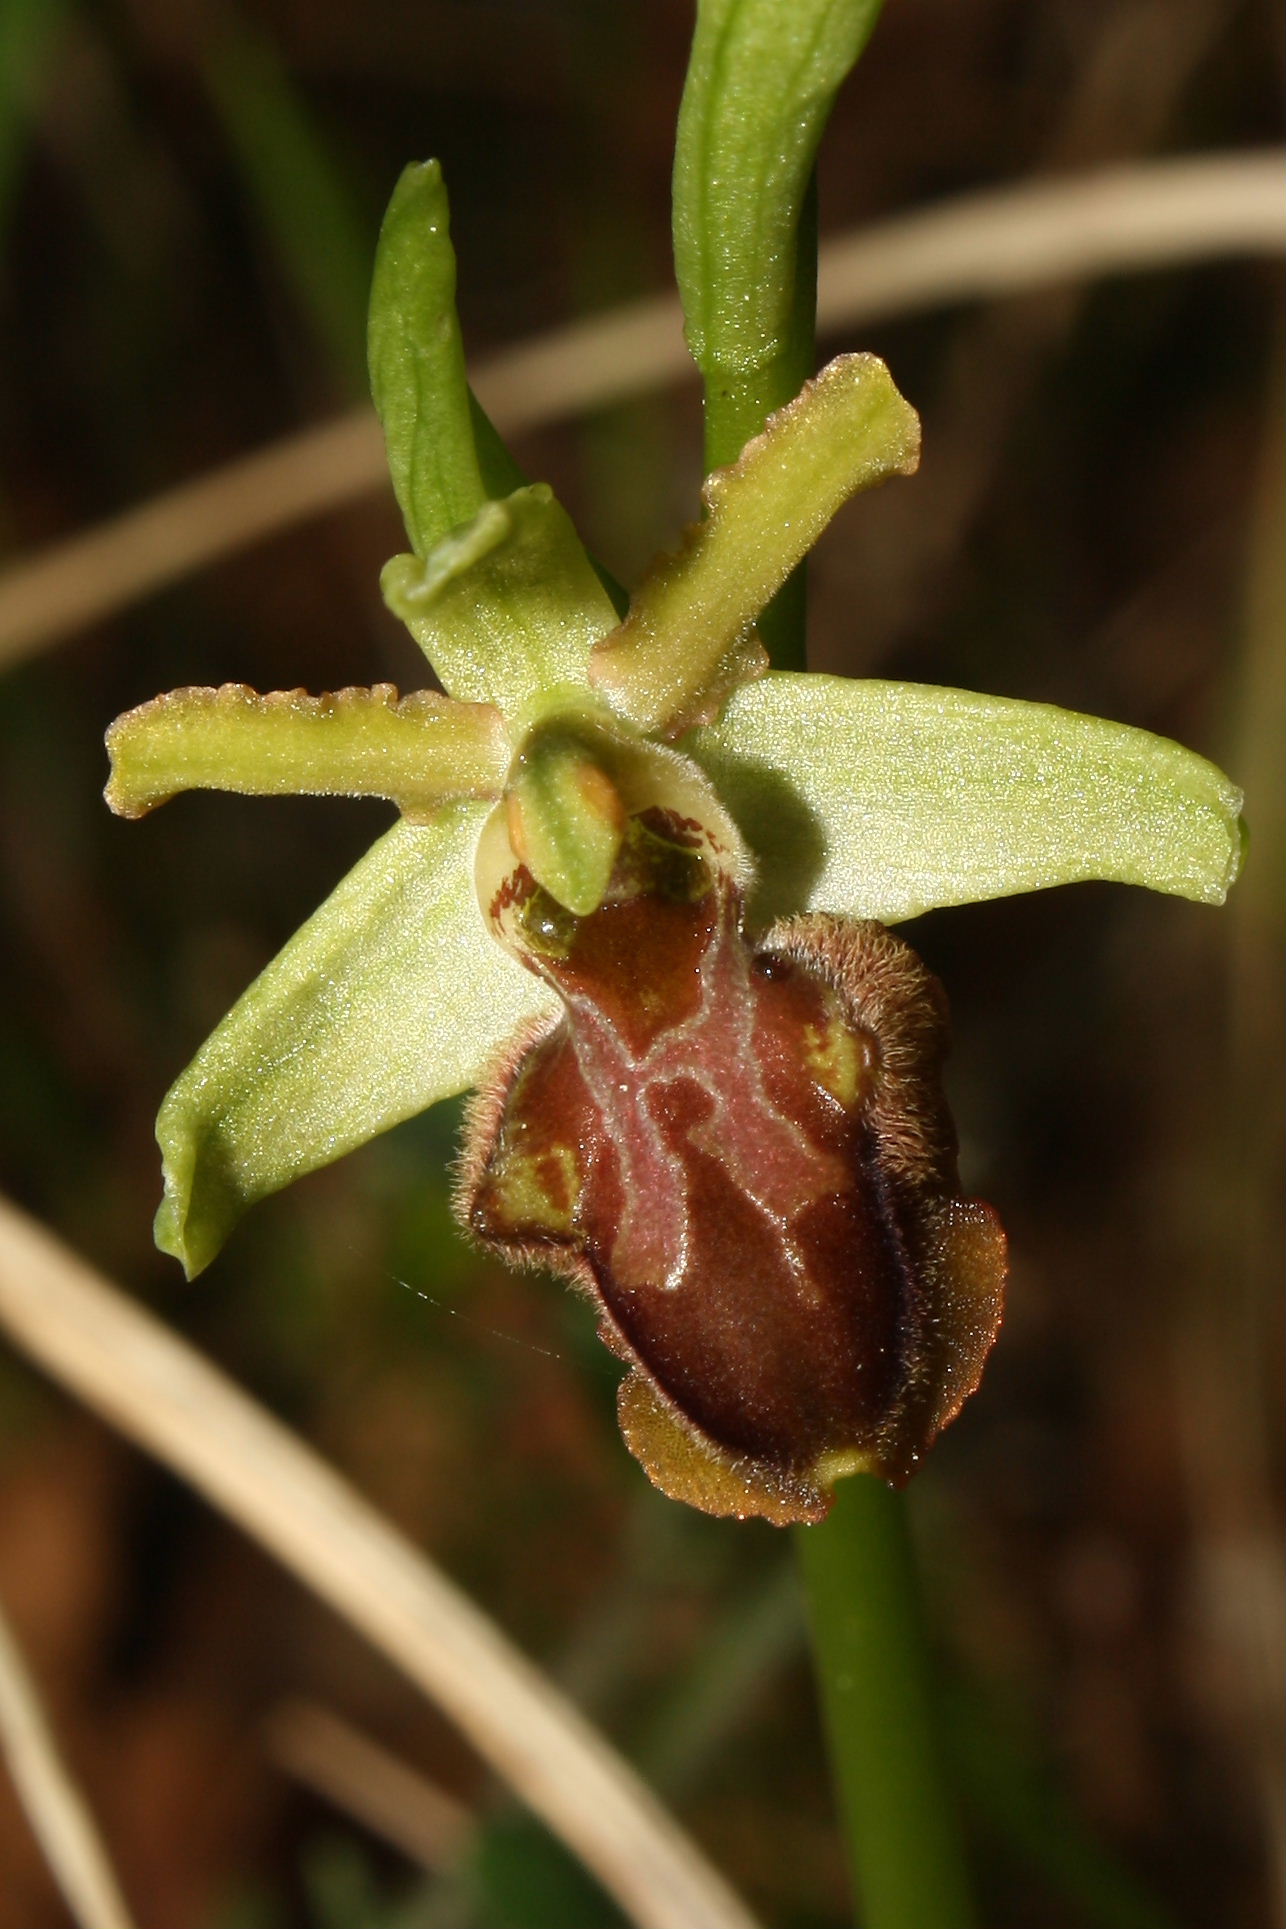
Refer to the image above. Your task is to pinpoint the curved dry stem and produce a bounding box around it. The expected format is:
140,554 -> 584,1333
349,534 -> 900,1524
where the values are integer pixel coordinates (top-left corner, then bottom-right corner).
263,1699 -> 473,1871
0,152 -> 1278,669
814,149 -> 1286,335
0,1195 -> 762,1929
0,1593 -> 139,1929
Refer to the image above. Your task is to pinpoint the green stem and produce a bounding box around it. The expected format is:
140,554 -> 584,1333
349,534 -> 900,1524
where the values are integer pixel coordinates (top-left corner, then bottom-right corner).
795,1475 -> 977,1929
700,177 -> 816,673
693,102 -> 976,1929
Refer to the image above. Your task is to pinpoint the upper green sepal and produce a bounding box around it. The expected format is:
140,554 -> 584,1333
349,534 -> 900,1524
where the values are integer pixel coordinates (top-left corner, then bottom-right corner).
154,806 -> 557,1277
381,484 -> 618,714
688,672 -> 1244,927
368,159 -> 487,556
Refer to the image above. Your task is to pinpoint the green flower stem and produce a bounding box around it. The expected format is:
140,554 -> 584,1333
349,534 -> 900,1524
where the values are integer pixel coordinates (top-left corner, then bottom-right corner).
796,1476 -> 977,1929
675,8 -> 978,1915
673,0 -> 884,668
699,178 -> 817,674
700,229 -> 814,472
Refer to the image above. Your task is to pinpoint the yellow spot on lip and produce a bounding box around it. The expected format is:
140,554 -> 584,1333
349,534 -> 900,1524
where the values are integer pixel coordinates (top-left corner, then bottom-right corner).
801,1011 -> 869,1110
486,1140 -> 581,1237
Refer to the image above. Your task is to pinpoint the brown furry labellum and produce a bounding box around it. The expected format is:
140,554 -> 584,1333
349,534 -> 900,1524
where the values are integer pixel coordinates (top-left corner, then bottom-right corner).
461,806 -> 1006,1525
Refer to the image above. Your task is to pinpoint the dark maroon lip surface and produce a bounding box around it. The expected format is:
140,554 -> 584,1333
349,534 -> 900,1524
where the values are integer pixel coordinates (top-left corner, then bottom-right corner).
466,815 -> 1006,1522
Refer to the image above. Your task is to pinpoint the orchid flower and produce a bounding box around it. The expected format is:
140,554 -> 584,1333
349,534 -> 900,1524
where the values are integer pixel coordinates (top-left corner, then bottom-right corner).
105,164 -> 1242,1525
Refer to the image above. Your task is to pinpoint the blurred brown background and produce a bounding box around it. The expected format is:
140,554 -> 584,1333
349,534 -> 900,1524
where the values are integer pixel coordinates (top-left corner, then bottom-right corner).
0,1 -> 1281,1925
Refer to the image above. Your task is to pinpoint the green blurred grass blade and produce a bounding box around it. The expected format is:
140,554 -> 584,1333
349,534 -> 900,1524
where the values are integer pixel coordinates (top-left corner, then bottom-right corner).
303,1835 -> 399,1929
637,1558 -> 803,1798
200,10 -> 371,391
0,0 -> 70,253
468,1813 -> 627,1929
948,1690 -> 1183,1929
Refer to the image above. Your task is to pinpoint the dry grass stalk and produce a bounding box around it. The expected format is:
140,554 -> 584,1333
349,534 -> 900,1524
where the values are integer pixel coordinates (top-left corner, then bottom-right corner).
0,1195 -> 763,1929
0,1593 -> 140,1929
263,1698 -> 473,1871
0,151 -> 1279,669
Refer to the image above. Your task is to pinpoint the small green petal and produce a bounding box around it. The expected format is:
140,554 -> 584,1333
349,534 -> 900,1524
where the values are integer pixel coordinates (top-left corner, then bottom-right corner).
155,805 -> 557,1277
688,673 -> 1244,926
367,160 -> 487,556
590,355 -> 919,736
104,684 -> 507,819
673,0 -> 884,381
505,715 -> 626,917
382,484 -> 618,714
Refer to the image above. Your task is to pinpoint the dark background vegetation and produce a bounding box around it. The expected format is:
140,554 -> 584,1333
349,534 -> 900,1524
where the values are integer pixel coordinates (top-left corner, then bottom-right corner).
0,0 -> 1281,1924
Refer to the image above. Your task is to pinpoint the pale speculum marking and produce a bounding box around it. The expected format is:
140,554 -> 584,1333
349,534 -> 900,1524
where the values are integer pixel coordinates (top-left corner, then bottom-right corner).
564,876 -> 850,1304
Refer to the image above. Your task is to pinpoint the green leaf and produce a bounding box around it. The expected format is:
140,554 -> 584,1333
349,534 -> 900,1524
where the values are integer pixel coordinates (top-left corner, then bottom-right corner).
155,806 -> 557,1277
105,684 -> 507,819
591,355 -> 918,735
382,485 -> 618,714
367,160 -> 487,556
673,0 -> 884,382
688,673 -> 1244,926
0,0 -> 69,244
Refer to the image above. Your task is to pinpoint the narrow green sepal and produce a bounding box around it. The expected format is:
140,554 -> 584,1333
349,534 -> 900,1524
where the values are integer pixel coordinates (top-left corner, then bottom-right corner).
688,673 -> 1244,926
154,806 -> 557,1277
591,355 -> 919,735
673,0 -> 884,380
368,160 -> 487,556
104,683 -> 507,819
381,485 -> 619,714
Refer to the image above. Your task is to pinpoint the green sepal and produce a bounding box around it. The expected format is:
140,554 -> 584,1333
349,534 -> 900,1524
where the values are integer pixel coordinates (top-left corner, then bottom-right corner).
104,684 -> 507,820
381,485 -> 619,714
673,0 -> 884,381
688,673 -> 1245,926
154,805 -> 558,1277
368,160 -> 487,556
591,355 -> 918,735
